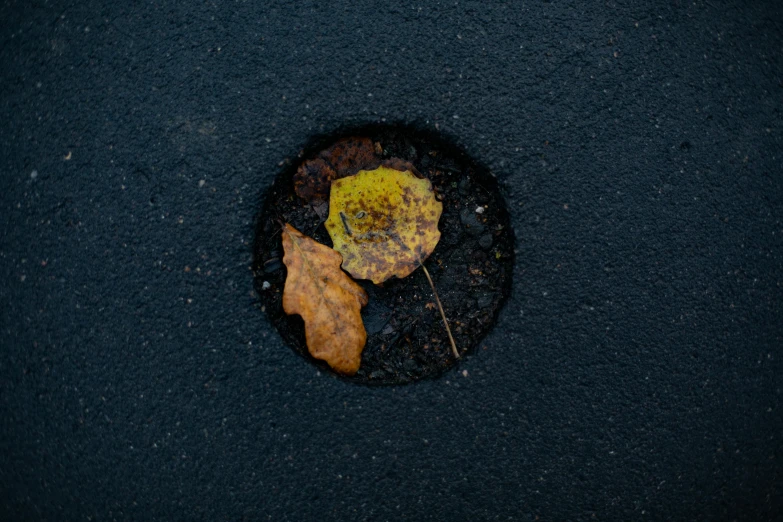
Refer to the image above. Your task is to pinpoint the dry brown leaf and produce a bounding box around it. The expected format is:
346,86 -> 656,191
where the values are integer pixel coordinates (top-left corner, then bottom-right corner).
293,137 -> 381,204
281,223 -> 369,375
293,158 -> 336,203
381,157 -> 420,175
319,136 -> 380,177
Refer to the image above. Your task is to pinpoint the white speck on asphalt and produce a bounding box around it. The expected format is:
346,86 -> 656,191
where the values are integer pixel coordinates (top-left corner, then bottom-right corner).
30,170 -> 38,180
262,281 -> 271,290
198,179 -> 206,187
475,206 -> 484,214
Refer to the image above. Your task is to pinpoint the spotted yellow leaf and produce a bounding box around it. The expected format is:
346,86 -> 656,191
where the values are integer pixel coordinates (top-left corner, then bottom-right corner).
325,166 -> 443,285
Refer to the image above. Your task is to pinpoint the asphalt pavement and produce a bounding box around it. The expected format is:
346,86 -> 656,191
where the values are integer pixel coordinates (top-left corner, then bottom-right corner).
1,1 -> 782,520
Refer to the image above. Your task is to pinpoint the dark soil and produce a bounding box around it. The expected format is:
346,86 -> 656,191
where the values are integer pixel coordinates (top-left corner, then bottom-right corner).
254,124 -> 514,384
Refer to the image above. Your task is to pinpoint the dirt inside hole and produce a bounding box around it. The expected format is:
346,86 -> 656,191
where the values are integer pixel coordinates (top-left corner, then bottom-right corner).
253,124 -> 514,384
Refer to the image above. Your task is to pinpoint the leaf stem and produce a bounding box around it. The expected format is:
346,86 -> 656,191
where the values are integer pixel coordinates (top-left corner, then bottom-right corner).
420,263 -> 459,359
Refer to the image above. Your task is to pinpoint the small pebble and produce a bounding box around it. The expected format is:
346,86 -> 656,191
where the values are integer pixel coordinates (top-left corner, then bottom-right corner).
262,281 -> 271,290
403,359 -> 419,372
460,208 -> 486,236
479,234 -> 493,250
475,206 -> 484,214
30,170 -> 38,180
363,300 -> 392,335
462,370 -> 469,378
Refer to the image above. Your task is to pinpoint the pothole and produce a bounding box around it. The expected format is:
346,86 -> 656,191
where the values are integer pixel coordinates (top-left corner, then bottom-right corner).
254,124 -> 514,384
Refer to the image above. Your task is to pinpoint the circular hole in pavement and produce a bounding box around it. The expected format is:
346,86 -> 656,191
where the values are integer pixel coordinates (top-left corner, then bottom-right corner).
254,123 -> 514,384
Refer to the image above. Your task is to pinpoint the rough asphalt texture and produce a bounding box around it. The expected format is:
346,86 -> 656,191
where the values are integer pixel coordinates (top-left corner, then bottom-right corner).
1,1 -> 781,520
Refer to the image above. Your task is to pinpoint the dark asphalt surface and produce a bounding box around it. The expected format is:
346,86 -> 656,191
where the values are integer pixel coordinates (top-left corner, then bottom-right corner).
2,1 -> 782,520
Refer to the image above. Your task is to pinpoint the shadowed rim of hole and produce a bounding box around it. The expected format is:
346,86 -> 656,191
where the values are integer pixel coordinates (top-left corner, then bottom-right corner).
253,121 -> 515,385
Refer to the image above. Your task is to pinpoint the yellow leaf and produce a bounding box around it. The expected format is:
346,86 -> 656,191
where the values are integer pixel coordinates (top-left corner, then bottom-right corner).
281,223 -> 369,375
325,166 -> 443,285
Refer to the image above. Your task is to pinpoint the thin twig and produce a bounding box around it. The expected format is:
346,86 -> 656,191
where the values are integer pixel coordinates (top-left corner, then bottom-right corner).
420,263 -> 459,359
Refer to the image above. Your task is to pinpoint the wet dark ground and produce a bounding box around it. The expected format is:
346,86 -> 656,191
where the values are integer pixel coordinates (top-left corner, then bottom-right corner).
1,1 -> 782,520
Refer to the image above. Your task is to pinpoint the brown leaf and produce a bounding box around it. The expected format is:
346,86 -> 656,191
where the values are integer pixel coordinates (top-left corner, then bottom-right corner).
293,158 -> 336,203
319,136 -> 380,177
293,137 -> 381,204
381,157 -> 421,176
281,223 -> 369,375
